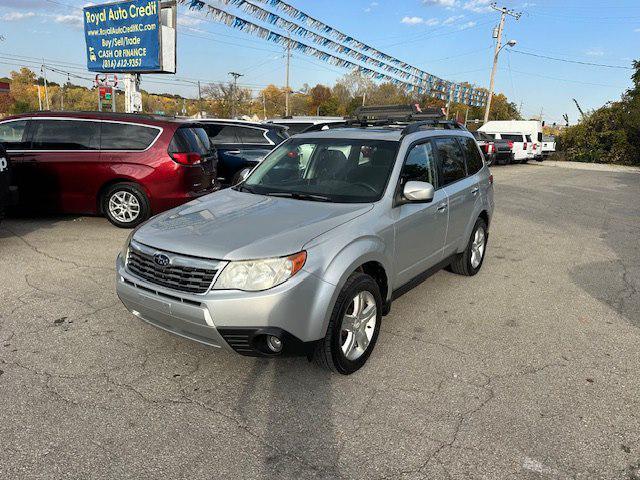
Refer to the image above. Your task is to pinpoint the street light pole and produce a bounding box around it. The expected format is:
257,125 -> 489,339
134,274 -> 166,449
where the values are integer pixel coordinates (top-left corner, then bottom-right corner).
228,72 -> 244,118
285,34 -> 291,117
483,3 -> 521,124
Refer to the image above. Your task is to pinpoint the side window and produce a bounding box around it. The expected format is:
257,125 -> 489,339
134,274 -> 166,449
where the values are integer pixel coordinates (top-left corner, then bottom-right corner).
101,123 -> 159,150
0,120 -> 29,149
237,127 -> 270,145
32,120 -> 100,150
401,142 -> 437,187
434,137 -> 467,186
525,135 -> 532,142
204,125 -> 240,145
460,137 -> 484,175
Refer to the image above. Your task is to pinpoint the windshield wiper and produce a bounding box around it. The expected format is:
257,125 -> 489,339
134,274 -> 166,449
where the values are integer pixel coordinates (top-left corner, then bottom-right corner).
265,191 -> 332,202
235,184 -> 256,194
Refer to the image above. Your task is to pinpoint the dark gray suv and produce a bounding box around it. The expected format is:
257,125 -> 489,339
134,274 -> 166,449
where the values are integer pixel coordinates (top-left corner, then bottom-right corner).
117,107 -> 494,374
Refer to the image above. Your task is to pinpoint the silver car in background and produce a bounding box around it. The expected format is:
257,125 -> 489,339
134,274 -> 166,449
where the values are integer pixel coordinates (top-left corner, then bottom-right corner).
116,119 -> 494,375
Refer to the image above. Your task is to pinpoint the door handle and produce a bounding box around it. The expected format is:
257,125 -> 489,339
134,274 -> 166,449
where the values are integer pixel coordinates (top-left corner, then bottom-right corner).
225,150 -> 242,155
436,203 -> 447,212
471,187 -> 479,196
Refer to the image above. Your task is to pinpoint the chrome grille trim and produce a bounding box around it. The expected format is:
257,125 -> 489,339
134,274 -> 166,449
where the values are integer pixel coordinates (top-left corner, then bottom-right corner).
126,240 -> 222,294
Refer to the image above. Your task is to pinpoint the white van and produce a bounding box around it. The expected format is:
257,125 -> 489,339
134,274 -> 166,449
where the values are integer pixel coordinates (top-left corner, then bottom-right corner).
480,120 -> 544,161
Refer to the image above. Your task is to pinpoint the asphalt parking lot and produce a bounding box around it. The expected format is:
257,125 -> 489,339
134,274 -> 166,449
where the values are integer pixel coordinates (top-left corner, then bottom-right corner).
1,162 -> 639,480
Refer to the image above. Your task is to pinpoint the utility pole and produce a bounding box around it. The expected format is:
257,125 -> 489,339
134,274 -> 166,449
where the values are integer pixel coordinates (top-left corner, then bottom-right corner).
41,61 -> 50,110
285,34 -> 291,117
483,3 -> 521,124
37,84 -> 43,110
262,93 -> 267,120
197,80 -> 203,118
124,74 -> 142,113
228,72 -> 244,118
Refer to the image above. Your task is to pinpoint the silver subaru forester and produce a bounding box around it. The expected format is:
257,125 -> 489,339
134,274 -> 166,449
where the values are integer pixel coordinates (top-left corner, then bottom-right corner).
116,117 -> 494,374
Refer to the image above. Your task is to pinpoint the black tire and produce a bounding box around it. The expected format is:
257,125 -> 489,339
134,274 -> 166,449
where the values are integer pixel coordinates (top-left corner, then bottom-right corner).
314,272 -> 382,375
449,218 -> 488,276
102,182 -> 150,229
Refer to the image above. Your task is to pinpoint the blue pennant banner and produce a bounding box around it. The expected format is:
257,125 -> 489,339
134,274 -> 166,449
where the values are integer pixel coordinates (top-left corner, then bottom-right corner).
181,0 -> 488,106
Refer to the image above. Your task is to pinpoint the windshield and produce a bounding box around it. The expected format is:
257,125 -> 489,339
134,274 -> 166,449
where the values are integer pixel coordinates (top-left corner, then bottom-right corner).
240,138 -> 399,203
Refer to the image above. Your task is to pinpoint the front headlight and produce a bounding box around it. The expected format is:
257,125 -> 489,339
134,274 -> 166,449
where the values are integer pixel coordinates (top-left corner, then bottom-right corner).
214,251 -> 307,292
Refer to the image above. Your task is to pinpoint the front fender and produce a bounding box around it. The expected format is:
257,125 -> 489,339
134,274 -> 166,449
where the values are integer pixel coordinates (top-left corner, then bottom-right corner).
304,235 -> 393,339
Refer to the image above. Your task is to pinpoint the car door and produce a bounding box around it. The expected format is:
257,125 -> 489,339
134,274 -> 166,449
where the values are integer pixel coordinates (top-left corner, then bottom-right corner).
393,140 -> 448,287
202,124 -> 245,184
29,119 -> 101,213
433,136 -> 477,257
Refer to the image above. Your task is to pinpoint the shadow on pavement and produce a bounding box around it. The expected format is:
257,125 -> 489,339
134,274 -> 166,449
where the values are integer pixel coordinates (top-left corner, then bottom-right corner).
237,358 -> 340,479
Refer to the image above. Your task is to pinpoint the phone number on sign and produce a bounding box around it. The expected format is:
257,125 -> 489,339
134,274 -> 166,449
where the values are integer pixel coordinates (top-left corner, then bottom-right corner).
102,58 -> 143,69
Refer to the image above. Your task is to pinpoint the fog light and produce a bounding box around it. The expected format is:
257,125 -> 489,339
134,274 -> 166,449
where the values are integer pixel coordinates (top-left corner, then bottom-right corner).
266,335 -> 283,353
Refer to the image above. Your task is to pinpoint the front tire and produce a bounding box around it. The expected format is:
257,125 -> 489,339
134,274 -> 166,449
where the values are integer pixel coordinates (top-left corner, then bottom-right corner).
314,272 -> 382,375
449,218 -> 488,276
102,182 -> 150,229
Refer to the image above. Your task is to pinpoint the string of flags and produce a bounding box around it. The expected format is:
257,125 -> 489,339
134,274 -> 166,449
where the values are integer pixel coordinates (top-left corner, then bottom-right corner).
180,0 -> 488,106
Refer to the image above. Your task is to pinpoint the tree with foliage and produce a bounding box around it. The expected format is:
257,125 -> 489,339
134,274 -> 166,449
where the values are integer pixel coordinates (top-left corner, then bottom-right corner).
557,60 -> 640,165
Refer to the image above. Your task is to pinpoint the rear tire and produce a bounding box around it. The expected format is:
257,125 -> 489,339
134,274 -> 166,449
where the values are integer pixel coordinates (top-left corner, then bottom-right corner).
314,272 -> 382,375
449,218 -> 488,277
102,182 -> 150,229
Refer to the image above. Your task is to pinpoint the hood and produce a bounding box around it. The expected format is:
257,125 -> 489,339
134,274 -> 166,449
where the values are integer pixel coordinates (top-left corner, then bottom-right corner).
134,188 -> 373,260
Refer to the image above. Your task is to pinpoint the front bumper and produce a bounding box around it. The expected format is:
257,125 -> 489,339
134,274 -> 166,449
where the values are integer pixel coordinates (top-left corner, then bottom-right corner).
115,255 -> 335,356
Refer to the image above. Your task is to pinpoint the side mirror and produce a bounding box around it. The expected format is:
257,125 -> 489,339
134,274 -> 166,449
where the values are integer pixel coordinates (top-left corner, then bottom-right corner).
237,168 -> 252,184
403,181 -> 435,203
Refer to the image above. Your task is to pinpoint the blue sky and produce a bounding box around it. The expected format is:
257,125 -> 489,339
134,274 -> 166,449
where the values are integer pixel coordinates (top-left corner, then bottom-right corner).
0,0 -> 638,124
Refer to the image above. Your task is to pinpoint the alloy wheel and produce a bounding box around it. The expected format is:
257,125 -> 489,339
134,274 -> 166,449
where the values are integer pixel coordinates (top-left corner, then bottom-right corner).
340,291 -> 377,361
108,191 -> 141,224
470,226 -> 486,269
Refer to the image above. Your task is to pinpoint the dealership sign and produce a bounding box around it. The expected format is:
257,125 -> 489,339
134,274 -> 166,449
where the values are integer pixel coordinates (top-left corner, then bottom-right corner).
83,0 -> 163,73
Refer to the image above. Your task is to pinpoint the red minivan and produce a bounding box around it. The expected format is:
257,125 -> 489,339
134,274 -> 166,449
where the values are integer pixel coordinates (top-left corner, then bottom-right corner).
0,112 -> 218,228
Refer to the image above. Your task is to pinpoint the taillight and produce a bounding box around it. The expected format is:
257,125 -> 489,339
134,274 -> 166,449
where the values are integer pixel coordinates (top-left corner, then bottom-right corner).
523,143 -> 528,150
487,142 -> 495,154
489,174 -> 494,185
533,143 -> 537,150
171,152 -> 202,165
507,141 -> 514,150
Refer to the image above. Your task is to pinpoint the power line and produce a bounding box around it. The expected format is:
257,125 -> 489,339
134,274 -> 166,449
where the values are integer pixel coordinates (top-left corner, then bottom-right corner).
510,49 -> 633,70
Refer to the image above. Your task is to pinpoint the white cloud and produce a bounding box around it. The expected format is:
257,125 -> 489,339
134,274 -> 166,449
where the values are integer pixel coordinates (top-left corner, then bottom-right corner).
1,0 -> 48,8
177,16 -> 204,27
442,14 -> 464,25
425,17 -> 440,26
1,11 -> 36,21
463,0 -> 492,13
423,0 -> 458,7
401,16 -> 426,25
53,14 -> 84,28
459,20 -> 477,29
585,48 -> 604,57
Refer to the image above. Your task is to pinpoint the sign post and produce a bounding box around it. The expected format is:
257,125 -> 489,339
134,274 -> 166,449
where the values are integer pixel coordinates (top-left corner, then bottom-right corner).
83,0 -> 176,113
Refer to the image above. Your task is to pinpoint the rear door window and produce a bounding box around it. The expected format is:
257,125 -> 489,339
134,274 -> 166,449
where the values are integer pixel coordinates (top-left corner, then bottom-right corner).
32,120 -> 100,150
460,137 -> 484,175
0,120 -> 29,149
501,134 -> 524,142
236,127 -> 270,145
434,137 -> 467,186
100,122 -> 159,150
169,127 -> 212,155
202,125 -> 240,145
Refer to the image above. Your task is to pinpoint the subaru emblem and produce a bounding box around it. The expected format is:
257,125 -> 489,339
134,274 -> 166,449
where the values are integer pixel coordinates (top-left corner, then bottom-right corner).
153,253 -> 171,267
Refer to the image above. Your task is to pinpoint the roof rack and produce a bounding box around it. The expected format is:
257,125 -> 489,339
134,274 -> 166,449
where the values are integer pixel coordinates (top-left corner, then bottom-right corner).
346,104 -> 467,135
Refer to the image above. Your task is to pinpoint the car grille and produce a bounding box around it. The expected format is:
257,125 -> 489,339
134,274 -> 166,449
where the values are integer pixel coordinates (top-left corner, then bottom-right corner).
126,241 -> 220,294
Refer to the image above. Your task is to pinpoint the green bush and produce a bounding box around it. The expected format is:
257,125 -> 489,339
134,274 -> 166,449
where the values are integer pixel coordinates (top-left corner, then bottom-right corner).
557,61 -> 640,166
